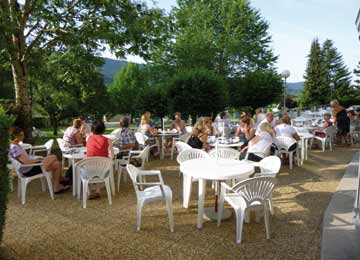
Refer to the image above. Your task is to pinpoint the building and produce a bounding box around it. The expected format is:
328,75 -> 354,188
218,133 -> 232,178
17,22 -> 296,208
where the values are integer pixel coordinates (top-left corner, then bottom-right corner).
356,8 -> 360,35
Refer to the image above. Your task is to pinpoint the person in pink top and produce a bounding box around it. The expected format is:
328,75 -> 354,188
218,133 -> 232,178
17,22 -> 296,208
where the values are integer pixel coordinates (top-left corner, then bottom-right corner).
63,119 -> 83,146
86,120 -> 114,199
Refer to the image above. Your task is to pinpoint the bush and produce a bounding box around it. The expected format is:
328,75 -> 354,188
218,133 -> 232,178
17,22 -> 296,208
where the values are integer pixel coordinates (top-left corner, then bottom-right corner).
167,68 -> 228,122
0,108 -> 14,244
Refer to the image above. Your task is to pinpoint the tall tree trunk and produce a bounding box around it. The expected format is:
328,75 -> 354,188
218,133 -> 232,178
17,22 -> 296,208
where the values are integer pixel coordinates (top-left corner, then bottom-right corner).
49,114 -> 58,136
11,57 -> 32,143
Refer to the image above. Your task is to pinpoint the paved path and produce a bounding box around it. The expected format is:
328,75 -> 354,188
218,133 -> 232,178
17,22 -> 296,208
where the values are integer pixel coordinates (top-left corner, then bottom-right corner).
321,151 -> 360,260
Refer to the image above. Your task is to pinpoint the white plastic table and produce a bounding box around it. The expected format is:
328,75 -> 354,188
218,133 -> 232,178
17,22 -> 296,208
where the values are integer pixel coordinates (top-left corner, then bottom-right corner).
298,133 -> 314,165
158,131 -> 179,160
180,158 -> 254,229
63,146 -> 119,198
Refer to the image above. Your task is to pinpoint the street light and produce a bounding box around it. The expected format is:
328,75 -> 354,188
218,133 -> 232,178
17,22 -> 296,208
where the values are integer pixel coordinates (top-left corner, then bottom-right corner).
280,70 -> 290,112
329,82 -> 335,101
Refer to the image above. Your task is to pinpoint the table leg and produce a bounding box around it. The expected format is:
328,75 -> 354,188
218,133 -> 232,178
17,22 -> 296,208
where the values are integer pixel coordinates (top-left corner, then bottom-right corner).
72,159 -> 76,197
301,139 -> 305,165
197,179 -> 206,229
305,138 -> 309,160
160,136 -> 165,160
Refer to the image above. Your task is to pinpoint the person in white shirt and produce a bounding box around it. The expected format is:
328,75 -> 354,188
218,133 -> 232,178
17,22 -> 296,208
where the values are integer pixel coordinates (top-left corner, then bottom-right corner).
275,116 -> 300,141
256,112 -> 276,135
247,122 -> 274,162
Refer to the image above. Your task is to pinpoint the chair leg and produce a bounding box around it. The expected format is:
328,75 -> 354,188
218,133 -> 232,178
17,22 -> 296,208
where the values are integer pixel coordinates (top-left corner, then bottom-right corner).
264,204 -> 270,239
117,167 -> 122,192
21,180 -> 28,205
289,152 -> 293,170
269,195 -> 274,215
183,175 -> 192,208
322,140 -> 325,152
329,140 -> 333,151
82,180 -> 88,208
40,177 -> 46,192
110,170 -> 115,196
170,141 -> 175,160
217,189 -> 225,227
45,174 -> 54,200
255,208 -> 260,223
105,178 -> 112,206
136,201 -> 144,232
235,209 -> 245,244
18,178 -> 21,200
165,195 -> 174,232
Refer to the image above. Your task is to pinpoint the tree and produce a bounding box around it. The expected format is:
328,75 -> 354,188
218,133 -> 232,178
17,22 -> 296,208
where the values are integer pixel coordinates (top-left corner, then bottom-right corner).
167,68 -> 227,123
0,108 -> 14,243
321,39 -> 352,104
0,0 -> 164,142
228,70 -> 283,111
31,47 -> 109,135
151,0 -> 277,78
301,39 -> 327,107
108,63 -> 144,121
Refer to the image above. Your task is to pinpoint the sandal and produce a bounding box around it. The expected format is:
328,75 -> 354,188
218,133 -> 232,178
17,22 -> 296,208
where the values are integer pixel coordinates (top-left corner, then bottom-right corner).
54,186 -> 70,194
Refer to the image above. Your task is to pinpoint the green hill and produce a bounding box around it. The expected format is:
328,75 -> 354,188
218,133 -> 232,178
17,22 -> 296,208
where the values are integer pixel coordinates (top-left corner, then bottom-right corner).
98,58 -> 129,85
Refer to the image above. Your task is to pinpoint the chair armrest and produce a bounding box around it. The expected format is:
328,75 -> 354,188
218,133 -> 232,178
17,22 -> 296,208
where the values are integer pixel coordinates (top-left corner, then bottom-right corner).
70,144 -> 83,148
20,162 -> 44,168
129,150 -> 142,155
31,145 -> 46,150
135,182 -> 162,186
220,182 -> 235,193
138,170 -> 164,184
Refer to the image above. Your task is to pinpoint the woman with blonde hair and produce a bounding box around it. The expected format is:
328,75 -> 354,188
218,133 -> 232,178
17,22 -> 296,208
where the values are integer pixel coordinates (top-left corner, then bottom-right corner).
246,122 -> 274,162
138,111 -> 157,136
187,118 -> 209,150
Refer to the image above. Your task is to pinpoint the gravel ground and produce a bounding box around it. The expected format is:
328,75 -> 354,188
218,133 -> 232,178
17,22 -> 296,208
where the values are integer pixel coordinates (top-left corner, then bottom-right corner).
1,145 -> 359,260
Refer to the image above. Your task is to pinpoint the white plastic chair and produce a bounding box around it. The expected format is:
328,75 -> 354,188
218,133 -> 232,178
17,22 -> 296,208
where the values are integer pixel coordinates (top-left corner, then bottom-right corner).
312,126 -> 337,152
208,148 -> 240,160
170,133 -> 191,160
57,138 -> 69,170
76,157 -> 113,208
126,164 -> 174,232
273,136 -> 299,170
9,157 -> 54,205
116,145 -> 150,191
218,177 -> 277,244
176,149 -> 210,208
31,139 -> 54,156
135,132 -> 159,160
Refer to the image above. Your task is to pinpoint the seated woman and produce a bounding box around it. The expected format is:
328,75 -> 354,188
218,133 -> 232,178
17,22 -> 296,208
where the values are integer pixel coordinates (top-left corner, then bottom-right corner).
187,119 -> 209,150
203,117 -> 214,136
246,122 -> 274,162
236,113 -> 255,147
63,119 -> 83,146
86,120 -> 114,199
138,111 -> 158,137
313,113 -> 332,138
9,128 -> 69,193
275,116 -> 300,141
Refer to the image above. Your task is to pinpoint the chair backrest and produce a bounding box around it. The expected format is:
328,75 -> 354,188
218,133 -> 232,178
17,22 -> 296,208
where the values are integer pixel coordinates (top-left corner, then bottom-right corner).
325,126 -> 337,137
177,148 -> 209,164
137,145 -> 150,169
126,164 -> 142,194
185,126 -> 193,133
274,136 -> 297,151
232,177 -> 277,207
175,141 -> 192,154
44,139 -> 54,153
56,138 -> 67,151
179,133 -> 191,143
259,156 -> 281,176
135,132 -> 148,146
208,148 -> 240,160
77,157 -> 113,181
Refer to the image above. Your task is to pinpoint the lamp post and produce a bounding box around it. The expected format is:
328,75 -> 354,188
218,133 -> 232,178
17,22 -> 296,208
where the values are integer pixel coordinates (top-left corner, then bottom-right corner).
280,70 -> 290,112
329,82 -> 335,101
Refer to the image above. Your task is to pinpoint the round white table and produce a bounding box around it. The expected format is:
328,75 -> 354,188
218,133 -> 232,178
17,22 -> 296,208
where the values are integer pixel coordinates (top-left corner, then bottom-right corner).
158,131 -> 179,160
63,146 -> 119,198
180,158 -> 254,229
298,133 -> 314,165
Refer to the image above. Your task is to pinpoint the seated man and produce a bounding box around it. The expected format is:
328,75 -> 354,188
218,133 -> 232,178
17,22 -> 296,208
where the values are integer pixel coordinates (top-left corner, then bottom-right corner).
275,116 -> 300,141
113,116 -> 136,151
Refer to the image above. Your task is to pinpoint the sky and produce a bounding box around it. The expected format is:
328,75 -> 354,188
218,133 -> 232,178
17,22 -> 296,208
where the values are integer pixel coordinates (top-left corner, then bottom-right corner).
104,0 -> 360,83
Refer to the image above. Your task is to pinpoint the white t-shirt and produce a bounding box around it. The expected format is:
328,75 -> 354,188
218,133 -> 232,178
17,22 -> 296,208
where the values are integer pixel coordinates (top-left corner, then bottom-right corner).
248,131 -> 273,157
275,124 -> 297,139
256,118 -> 276,135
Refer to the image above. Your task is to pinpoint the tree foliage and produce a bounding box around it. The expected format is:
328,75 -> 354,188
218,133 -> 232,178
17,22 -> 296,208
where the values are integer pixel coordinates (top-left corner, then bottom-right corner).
167,68 -> 227,122
0,0 -> 165,141
31,47 -> 108,135
228,70 -> 283,110
301,38 -> 352,107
